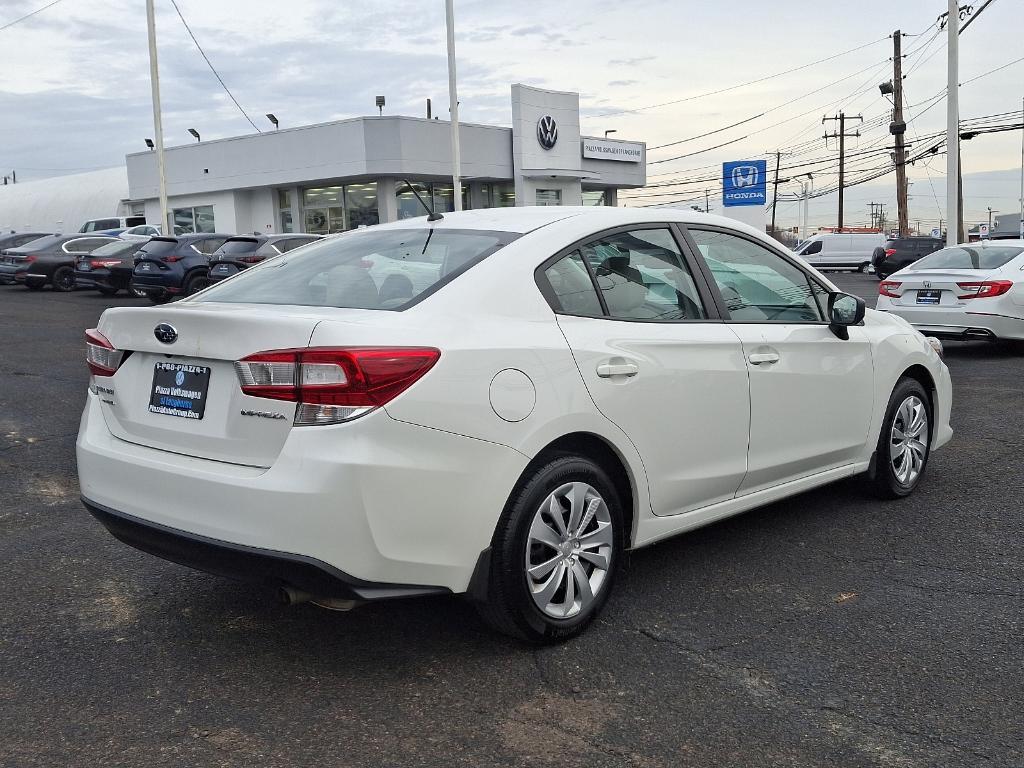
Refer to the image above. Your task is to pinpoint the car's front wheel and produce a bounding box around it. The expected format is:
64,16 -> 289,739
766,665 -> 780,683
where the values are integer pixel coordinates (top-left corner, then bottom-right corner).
870,377 -> 932,499
477,455 -> 623,642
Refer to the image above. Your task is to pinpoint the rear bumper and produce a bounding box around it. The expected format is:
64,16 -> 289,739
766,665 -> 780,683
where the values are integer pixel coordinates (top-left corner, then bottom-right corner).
877,307 -> 1024,341
75,269 -> 114,290
83,498 -> 451,601
76,392 -> 528,594
0,264 -> 23,284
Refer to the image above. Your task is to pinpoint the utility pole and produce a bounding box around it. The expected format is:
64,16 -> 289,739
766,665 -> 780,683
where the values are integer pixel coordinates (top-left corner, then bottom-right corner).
1020,95 -> 1023,237
824,112 -> 862,230
946,0 -> 960,246
769,151 -> 783,236
705,189 -> 710,213
145,0 -> 170,233
445,0 -> 463,211
892,30 -> 910,237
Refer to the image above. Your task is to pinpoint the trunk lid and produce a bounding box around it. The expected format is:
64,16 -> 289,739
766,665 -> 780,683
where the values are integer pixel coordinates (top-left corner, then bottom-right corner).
885,268 -> 1000,307
95,303 -> 374,467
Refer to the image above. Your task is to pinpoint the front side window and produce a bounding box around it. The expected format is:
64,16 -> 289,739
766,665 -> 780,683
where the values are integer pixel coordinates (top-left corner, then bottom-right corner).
195,228 -> 518,310
689,229 -> 823,323
800,240 -> 822,255
913,245 -> 1023,271
584,229 -> 707,321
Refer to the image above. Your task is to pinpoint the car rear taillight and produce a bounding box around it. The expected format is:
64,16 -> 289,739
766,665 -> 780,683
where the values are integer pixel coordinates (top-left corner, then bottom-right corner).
85,328 -> 124,377
22,255 -> 37,263
883,248 -> 897,258
238,255 -> 262,264
956,280 -> 1013,299
161,255 -> 183,263
90,259 -> 122,269
234,347 -> 440,425
879,281 -> 902,298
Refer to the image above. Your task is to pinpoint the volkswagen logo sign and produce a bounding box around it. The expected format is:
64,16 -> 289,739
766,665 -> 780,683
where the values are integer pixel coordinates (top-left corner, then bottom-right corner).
154,323 -> 177,344
174,370 -> 185,386
537,115 -> 558,150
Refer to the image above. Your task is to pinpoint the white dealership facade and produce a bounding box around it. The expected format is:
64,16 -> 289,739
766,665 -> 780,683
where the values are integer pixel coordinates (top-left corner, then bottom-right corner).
123,84 -> 646,236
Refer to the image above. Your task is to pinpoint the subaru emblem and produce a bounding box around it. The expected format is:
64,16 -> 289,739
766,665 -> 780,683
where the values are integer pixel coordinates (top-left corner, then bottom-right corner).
536,115 -> 558,150
154,323 -> 177,344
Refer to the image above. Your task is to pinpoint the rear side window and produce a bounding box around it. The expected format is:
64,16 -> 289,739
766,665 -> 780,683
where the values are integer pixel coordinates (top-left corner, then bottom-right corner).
195,228 -> 518,310
914,246 -> 1024,271
195,237 -> 228,254
542,251 -> 603,316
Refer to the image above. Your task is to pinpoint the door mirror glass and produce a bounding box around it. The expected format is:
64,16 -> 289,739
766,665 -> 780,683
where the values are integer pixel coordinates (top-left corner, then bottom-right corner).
828,292 -> 865,327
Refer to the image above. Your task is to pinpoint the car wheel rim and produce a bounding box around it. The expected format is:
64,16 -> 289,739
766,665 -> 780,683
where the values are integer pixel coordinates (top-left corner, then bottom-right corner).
57,272 -> 74,290
890,395 -> 928,486
525,481 -> 613,619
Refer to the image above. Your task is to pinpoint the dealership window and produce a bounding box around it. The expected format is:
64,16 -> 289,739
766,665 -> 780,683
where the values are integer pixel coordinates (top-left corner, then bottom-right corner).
302,184 -> 379,234
480,182 -> 515,208
396,182 -> 468,219
536,189 -> 561,206
278,189 -> 294,233
582,190 -> 608,206
172,205 -> 215,234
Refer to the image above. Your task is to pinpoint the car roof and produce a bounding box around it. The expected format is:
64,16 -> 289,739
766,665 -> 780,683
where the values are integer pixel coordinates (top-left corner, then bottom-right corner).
370,206 -> 772,238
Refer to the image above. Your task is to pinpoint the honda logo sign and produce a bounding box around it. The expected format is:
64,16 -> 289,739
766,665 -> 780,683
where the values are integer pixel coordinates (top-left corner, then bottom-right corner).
722,160 -> 767,207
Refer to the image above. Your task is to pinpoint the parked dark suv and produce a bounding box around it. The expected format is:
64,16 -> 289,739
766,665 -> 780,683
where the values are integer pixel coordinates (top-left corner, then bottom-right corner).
130,233 -> 232,303
872,236 -> 945,279
0,234 -> 121,290
206,234 -> 321,283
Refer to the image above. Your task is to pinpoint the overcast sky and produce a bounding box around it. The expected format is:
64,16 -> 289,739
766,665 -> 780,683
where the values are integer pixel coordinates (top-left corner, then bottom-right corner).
1,0 -> 1021,229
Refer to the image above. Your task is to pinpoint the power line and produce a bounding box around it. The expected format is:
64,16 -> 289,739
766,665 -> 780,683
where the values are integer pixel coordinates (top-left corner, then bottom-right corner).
167,0 -> 262,133
595,36 -> 890,118
0,0 -> 67,32
960,54 -> 1024,87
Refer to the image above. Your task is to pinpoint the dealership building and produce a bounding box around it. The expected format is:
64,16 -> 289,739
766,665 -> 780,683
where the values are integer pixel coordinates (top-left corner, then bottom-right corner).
124,84 -> 646,235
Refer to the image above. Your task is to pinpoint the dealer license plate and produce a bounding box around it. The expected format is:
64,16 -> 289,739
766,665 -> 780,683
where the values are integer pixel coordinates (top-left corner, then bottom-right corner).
916,290 -> 941,305
148,362 -> 211,420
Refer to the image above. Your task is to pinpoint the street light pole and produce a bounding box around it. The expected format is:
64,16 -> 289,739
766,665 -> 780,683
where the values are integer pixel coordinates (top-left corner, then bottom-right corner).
444,0 -> 462,211
946,0 -> 960,246
145,0 -> 170,234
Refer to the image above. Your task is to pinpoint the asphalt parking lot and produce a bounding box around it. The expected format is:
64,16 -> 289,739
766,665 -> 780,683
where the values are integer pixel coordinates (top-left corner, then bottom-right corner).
1,272 -> 1022,768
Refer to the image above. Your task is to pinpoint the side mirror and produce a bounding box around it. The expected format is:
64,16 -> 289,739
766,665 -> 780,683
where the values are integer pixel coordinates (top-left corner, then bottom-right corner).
828,292 -> 866,340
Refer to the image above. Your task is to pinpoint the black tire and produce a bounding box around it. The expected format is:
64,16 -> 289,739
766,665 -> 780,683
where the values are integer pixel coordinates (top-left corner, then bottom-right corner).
857,261 -> 869,273
25,279 -> 45,290
51,266 -> 76,292
869,377 -> 932,499
476,454 -> 624,643
183,272 -> 208,296
147,292 -> 171,305
98,285 -> 119,297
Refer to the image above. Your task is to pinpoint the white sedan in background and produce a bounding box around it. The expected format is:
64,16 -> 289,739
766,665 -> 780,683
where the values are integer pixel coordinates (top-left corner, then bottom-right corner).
876,240 -> 1024,341
77,207 -> 952,642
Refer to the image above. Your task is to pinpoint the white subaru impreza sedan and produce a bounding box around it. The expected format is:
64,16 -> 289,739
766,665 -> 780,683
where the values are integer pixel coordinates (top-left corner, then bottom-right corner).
876,240 -> 1024,341
77,207 -> 952,642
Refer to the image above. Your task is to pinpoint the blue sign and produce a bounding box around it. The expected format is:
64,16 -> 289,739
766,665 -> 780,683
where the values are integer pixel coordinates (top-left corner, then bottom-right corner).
722,160 -> 767,207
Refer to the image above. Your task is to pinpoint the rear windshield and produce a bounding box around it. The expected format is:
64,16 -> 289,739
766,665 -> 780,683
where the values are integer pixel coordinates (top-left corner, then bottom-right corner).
11,234 -> 62,251
217,238 -> 262,254
195,228 -> 518,310
138,239 -> 179,257
913,246 -> 1024,271
91,240 -> 138,257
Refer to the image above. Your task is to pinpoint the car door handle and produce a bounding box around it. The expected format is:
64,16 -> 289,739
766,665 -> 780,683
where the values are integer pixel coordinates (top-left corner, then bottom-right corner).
596,361 -> 639,378
748,352 -> 780,365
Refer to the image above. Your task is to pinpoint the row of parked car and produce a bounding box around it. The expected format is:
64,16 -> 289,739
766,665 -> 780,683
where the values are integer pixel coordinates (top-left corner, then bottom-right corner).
0,229 -> 321,302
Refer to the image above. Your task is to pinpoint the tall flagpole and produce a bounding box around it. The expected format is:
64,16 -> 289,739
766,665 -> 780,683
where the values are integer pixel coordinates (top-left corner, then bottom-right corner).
146,0 -> 170,233
445,0 -> 462,211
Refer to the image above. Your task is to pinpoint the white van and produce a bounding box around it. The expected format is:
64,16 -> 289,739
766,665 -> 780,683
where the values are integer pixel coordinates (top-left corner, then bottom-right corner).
793,232 -> 885,271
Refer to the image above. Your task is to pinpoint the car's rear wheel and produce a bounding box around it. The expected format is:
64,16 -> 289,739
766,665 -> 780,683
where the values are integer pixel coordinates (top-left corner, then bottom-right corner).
476,455 -> 623,643
52,266 -> 76,292
870,378 -> 932,499
857,261 -> 869,273
183,272 -> 208,296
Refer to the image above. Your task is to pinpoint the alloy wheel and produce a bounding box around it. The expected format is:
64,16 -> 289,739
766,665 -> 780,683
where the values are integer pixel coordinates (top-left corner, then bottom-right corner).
890,395 -> 929,485
525,481 -> 613,619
